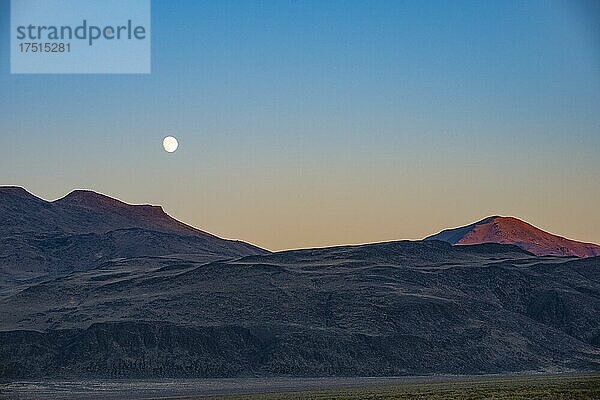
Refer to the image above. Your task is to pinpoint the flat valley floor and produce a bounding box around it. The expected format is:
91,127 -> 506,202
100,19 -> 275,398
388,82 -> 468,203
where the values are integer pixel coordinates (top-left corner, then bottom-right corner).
1,374 -> 599,400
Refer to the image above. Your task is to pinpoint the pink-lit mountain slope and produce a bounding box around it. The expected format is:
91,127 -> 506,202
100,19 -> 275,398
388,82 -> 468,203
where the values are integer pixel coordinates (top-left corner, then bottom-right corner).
425,216 -> 600,258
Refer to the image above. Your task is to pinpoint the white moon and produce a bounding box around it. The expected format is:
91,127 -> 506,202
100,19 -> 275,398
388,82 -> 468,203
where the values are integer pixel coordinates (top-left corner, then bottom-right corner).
163,136 -> 179,153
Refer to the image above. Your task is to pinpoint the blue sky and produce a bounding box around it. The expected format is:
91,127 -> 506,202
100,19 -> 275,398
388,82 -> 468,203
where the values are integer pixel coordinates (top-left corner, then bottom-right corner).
0,0 -> 599,250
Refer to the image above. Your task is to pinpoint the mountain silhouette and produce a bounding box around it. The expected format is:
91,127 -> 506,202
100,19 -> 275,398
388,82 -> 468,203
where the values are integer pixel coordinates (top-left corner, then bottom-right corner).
425,216 -> 600,258
0,187 -> 267,283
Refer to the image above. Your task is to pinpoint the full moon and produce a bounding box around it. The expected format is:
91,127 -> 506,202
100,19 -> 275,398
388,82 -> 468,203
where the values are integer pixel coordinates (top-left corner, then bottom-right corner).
163,136 -> 179,153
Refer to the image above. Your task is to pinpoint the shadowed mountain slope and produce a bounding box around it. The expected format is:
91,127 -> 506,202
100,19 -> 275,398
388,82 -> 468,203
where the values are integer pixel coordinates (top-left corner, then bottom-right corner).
0,241 -> 598,378
425,216 -> 600,258
0,187 -> 267,282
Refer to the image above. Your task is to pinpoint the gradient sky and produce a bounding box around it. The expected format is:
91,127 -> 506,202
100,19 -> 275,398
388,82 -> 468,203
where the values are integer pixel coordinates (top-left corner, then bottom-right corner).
1,0 -> 599,251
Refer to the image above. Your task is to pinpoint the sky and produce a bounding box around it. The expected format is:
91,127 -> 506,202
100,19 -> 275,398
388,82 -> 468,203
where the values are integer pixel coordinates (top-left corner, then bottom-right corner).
0,0 -> 599,251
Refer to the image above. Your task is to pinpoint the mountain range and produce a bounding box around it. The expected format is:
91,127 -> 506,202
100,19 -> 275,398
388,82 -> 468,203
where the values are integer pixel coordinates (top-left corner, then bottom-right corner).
0,187 -> 598,379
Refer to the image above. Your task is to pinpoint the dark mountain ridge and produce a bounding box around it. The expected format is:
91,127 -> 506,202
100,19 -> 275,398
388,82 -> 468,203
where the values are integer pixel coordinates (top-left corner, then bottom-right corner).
1,241 -> 598,379
0,187 -> 267,282
2,186 -> 216,237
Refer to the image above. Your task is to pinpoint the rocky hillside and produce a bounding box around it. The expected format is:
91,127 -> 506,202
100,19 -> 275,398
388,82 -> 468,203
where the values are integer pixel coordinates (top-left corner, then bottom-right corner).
1,241 -> 598,378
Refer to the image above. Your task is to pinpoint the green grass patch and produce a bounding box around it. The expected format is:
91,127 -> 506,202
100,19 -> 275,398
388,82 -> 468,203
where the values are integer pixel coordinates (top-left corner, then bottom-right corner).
203,374 -> 600,400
